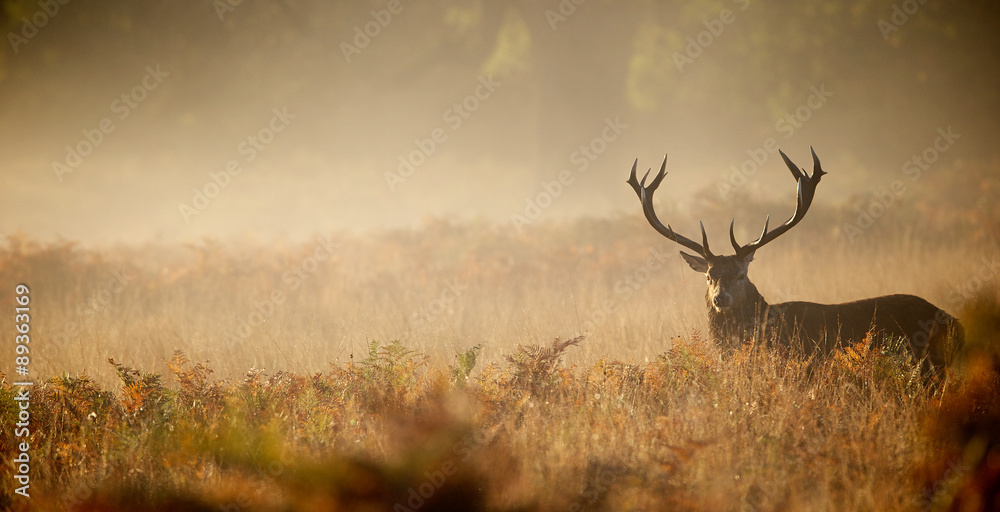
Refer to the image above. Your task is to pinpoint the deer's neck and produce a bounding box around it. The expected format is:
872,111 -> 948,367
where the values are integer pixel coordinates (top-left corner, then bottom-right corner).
707,285 -> 769,349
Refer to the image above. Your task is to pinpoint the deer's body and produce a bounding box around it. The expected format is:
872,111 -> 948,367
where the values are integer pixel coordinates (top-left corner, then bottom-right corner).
628,149 -> 964,372
708,291 -> 963,368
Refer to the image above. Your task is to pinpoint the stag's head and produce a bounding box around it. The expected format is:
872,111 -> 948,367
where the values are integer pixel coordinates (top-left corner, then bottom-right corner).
627,149 -> 826,313
680,251 -> 755,312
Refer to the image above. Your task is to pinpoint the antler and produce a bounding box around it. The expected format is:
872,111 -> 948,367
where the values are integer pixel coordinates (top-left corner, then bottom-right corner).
627,154 -> 714,259
730,147 -> 827,258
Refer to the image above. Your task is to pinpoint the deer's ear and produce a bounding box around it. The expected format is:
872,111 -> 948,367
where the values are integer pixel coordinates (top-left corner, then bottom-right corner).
680,251 -> 708,273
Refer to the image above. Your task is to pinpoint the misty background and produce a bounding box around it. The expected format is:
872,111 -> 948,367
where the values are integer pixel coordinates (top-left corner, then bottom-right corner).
1,0 -> 998,243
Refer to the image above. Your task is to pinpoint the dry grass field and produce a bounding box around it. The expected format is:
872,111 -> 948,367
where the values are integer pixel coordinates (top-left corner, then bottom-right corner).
3,1 -> 1000,510
2,163 -> 999,511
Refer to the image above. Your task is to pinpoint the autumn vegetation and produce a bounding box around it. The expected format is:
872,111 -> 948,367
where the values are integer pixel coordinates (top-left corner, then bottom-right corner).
1,160 -> 999,511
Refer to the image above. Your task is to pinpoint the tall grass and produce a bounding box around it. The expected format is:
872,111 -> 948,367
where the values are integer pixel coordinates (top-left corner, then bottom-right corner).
0,211 -> 992,387
1,162 -> 998,510
1,319 -> 997,510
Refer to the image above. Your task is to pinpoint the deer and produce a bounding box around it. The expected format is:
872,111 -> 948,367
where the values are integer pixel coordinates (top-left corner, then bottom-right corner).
627,148 -> 964,373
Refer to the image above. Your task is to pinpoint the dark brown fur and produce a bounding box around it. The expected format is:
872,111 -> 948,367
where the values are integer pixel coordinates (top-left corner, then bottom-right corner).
698,255 -> 964,371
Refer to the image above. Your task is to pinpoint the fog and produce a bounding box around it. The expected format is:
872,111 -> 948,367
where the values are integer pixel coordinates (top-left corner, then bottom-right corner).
1,0 -> 997,243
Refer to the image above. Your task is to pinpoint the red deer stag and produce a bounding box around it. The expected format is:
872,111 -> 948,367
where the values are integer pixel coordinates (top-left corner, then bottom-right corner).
627,148 -> 963,371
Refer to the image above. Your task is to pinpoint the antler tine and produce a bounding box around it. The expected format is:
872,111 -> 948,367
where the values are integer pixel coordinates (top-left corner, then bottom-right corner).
736,149 -> 825,257
626,154 -> 711,258
627,159 -> 641,196
803,146 -> 828,206
700,221 -> 714,258
729,219 -> 739,253
811,146 -> 825,176
733,215 -> 771,258
758,215 -> 770,243
648,154 -> 669,190
779,149 -> 805,181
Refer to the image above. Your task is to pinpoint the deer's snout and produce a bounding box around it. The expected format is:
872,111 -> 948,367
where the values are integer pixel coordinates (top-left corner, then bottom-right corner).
713,293 -> 732,310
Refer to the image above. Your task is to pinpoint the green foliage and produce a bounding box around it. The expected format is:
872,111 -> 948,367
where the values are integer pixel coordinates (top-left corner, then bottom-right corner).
357,339 -> 422,386
349,339 -> 429,412
450,343 -> 484,384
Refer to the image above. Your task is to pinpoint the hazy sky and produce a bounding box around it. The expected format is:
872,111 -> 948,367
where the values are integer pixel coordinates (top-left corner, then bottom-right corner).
1,0 -> 996,242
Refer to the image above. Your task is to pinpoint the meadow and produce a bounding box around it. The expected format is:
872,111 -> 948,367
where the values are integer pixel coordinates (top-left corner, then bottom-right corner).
1,161 -> 999,511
